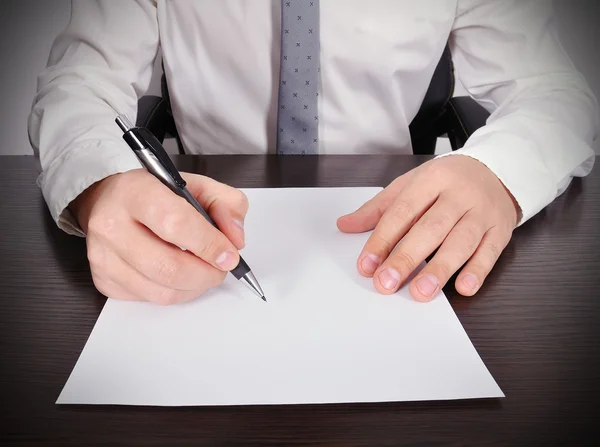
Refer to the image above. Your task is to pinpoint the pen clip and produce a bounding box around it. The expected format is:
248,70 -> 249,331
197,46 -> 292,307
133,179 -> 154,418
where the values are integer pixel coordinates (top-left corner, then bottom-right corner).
120,122 -> 187,189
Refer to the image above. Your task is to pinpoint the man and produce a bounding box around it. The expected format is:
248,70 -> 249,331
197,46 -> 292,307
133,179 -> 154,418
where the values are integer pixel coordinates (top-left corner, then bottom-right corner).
28,1 -> 598,305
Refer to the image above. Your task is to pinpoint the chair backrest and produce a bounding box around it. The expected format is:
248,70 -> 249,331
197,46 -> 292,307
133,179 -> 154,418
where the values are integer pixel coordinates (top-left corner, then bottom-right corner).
141,44 -> 456,155
409,44 -> 455,154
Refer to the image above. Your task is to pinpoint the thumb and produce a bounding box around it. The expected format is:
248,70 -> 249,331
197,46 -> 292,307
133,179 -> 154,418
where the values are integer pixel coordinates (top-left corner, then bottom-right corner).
183,173 -> 249,250
336,172 -> 411,233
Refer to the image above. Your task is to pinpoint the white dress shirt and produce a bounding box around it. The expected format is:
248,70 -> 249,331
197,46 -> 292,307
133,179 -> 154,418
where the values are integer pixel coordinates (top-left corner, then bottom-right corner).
28,0 -> 599,236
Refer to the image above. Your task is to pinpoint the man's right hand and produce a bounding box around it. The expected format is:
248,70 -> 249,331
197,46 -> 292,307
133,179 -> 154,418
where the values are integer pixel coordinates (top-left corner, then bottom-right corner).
70,169 -> 248,305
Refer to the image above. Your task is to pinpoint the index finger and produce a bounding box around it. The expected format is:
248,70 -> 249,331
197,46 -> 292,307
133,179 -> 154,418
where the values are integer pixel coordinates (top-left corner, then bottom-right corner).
373,196 -> 466,295
356,183 -> 438,278
131,178 -> 240,272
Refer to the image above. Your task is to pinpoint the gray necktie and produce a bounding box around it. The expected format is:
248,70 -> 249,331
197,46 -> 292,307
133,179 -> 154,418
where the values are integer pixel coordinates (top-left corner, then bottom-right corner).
276,0 -> 320,155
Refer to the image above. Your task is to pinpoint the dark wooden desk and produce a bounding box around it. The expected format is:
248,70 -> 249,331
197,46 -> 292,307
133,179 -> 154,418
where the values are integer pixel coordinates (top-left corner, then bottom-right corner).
1,155 -> 599,446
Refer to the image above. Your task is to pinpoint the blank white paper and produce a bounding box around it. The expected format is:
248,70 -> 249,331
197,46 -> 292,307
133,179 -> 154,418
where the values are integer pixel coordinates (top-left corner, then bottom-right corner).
57,187 -> 503,406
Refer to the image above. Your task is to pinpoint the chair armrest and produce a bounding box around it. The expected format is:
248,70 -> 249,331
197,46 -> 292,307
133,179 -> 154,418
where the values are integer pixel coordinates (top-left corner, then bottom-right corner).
136,95 -> 170,143
444,96 -> 490,150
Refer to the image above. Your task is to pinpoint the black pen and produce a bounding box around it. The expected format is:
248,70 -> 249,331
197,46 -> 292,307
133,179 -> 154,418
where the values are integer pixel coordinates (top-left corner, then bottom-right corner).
115,115 -> 266,301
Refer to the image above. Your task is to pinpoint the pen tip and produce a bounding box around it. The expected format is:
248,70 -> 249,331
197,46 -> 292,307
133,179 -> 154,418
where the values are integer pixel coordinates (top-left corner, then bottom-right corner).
261,296 -> 267,302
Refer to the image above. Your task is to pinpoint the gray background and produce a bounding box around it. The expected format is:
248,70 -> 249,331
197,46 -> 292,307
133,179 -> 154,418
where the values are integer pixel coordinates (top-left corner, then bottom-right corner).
2,0 -> 599,156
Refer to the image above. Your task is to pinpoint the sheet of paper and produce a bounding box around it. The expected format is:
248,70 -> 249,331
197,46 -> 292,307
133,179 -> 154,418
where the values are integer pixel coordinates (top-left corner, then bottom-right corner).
57,187 -> 503,406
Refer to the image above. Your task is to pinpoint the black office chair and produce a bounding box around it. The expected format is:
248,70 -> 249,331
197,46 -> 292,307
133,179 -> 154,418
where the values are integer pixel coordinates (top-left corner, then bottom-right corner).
136,44 -> 490,155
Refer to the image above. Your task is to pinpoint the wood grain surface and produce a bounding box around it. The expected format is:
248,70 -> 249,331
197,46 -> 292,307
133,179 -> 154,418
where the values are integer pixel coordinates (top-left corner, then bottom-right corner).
0,155 -> 599,446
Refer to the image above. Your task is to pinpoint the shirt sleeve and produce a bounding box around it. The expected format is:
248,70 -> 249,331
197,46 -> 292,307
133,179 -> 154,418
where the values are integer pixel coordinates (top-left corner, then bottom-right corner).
28,0 -> 160,236
441,0 -> 599,225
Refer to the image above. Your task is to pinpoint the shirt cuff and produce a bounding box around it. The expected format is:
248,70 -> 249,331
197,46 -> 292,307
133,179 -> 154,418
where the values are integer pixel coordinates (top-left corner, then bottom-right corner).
436,135 -> 558,226
38,140 -> 142,236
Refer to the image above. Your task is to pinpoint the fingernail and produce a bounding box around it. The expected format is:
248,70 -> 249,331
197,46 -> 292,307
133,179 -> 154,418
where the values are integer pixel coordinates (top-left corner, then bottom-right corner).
216,250 -> 237,270
462,273 -> 479,292
416,274 -> 439,298
379,268 -> 401,291
361,254 -> 380,275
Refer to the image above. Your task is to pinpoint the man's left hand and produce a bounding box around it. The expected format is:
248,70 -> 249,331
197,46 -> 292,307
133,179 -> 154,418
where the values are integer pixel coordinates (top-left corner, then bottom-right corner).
337,155 -> 520,301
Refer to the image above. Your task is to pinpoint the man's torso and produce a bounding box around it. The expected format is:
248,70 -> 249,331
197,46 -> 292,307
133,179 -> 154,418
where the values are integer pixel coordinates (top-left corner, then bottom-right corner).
155,0 -> 458,154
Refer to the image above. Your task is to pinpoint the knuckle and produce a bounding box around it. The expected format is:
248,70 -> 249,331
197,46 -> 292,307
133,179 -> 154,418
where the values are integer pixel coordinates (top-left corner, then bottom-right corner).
434,260 -> 452,280
86,245 -> 105,270
425,160 -> 449,179
389,199 -> 414,221
160,212 -> 186,239
200,233 -> 227,261
88,215 -> 118,239
369,231 -> 397,253
462,221 -> 482,240
469,259 -> 489,280
481,234 -> 509,266
143,201 -> 162,225
420,215 -> 450,239
485,241 -> 503,261
457,223 -> 483,251
155,255 -> 182,287
372,192 -> 396,215
393,250 -> 417,272
154,288 -> 180,306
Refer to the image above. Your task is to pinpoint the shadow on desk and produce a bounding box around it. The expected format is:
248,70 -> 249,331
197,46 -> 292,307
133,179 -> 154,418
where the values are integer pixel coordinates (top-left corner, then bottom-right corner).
56,396 -> 504,439
40,198 -> 106,314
